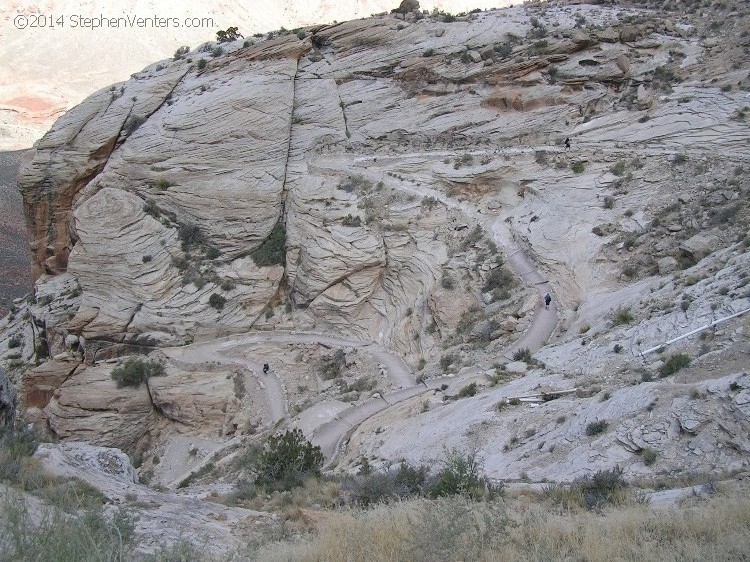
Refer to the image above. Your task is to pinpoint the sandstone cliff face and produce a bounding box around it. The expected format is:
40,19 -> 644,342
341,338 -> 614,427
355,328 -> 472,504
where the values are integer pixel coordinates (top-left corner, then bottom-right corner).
9,0 -> 750,490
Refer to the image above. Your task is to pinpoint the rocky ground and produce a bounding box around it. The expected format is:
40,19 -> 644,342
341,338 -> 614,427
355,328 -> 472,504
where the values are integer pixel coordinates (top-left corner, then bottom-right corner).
1,0 -> 749,555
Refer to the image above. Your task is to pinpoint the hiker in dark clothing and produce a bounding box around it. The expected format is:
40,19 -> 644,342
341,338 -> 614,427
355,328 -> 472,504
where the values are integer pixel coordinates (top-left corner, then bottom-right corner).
544,292 -> 552,309
263,363 -> 269,375
564,137 -> 571,151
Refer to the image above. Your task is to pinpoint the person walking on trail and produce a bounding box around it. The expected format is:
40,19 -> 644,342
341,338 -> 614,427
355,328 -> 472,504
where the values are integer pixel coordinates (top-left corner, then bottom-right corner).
564,137 -> 571,151
544,292 -> 552,309
262,363 -> 269,375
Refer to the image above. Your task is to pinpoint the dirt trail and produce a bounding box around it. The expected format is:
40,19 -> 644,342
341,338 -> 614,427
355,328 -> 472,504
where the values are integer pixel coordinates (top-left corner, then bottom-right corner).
165,159 -> 560,463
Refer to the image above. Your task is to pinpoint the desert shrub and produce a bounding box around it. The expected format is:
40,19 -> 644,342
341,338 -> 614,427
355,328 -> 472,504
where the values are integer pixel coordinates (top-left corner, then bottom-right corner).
603,196 -> 615,209
142,199 -> 160,219
659,353 -> 691,377
0,423 -> 39,465
178,222 -> 207,249
342,214 -> 362,227
586,420 -> 608,436
342,462 -> 429,506
612,307 -> 634,326
613,343 -> 623,353
571,161 -> 585,173
111,357 -> 165,388
512,348 -> 532,363
337,174 -> 373,194
208,293 -> 226,310
439,354 -> 456,370
441,272 -> 455,290
482,266 -> 515,294
173,45 -> 190,60
7,335 -> 21,349
320,349 -> 347,380
610,161 -> 626,176
123,115 -> 146,136
196,58 -> 207,69
423,48 -> 435,57
427,448 -> 500,500
0,496 -> 136,562
216,26 -> 242,42
575,466 -> 628,510
641,447 -> 657,466
392,0 -> 420,14
250,222 -> 286,266
457,383 -> 477,398
494,42 -> 512,58
255,428 -> 324,491
535,150 -> 548,165
141,255 -> 152,263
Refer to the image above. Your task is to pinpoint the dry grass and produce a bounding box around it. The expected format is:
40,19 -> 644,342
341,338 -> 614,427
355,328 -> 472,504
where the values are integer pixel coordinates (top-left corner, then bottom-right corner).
253,490 -> 750,561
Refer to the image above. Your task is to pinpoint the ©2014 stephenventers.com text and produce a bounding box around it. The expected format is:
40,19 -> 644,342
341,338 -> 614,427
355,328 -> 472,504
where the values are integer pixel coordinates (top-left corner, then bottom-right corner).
13,13 -> 215,30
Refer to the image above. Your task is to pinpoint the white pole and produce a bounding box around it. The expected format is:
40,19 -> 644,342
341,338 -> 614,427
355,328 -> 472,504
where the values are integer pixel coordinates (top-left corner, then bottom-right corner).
640,306 -> 750,356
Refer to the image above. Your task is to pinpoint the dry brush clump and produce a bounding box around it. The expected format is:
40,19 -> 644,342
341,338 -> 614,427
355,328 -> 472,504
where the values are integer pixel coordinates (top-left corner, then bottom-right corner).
253,486 -> 750,562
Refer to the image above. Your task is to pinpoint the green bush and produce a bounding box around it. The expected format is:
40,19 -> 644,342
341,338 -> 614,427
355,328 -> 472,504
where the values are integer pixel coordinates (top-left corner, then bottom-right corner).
254,428 -> 324,491
659,353 -> 691,377
197,58 -> 207,69
586,420 -> 608,436
341,462 -> 429,506
641,446 -> 657,466
458,382 -> 477,398
427,448 -> 500,500
610,161 -> 626,176
8,335 -> 21,349
512,348 -> 532,363
208,293 -> 226,310
250,222 -> 286,267
173,46 -> 190,60
337,175 -> 373,194
612,307 -> 634,326
546,466 -> 628,511
571,161 -> 585,173
123,115 -> 146,136
483,267 -> 515,293
216,26 -> 242,43
178,222 -> 207,250
0,497 -> 136,561
342,214 -> 362,227
320,349 -> 346,380
111,357 -> 165,388
441,272 -> 455,290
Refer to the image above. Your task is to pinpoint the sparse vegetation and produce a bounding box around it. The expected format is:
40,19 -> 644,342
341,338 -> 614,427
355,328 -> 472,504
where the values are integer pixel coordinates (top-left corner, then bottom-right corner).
641,447 -> 657,466
659,353 -> 691,377
457,382 -> 478,398
250,222 -> 286,267
254,428 -> 324,491
586,420 -> 608,436
571,161 -> 585,173
612,307 -> 634,326
111,357 -> 165,388
208,293 -> 226,310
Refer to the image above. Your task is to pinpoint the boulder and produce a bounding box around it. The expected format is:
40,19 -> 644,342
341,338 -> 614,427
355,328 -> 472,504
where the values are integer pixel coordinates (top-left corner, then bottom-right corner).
657,256 -> 678,274
44,364 -> 156,452
679,233 -> 720,263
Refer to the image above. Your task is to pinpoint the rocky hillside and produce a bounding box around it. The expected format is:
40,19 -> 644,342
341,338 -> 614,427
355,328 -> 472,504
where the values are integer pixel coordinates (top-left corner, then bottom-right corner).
1,0 -> 750,555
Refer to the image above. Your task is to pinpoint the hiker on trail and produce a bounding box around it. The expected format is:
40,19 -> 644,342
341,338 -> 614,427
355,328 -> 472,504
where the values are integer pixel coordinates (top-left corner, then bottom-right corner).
544,292 -> 552,309
262,363 -> 269,375
564,137 -> 571,151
